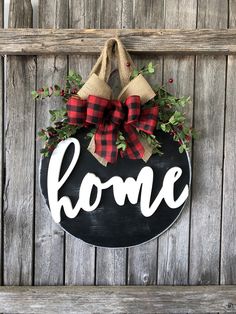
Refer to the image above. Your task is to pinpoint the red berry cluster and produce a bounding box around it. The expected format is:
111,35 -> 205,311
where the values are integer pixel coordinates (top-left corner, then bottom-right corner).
36,85 -> 78,98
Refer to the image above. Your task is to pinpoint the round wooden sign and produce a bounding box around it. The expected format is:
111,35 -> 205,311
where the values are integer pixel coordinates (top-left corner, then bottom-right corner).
40,128 -> 191,248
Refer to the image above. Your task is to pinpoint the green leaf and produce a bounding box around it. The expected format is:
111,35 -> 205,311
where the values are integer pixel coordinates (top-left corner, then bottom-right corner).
53,90 -> 61,97
38,130 -> 45,137
69,70 -> 75,76
147,136 -> 152,144
43,88 -> 49,97
75,75 -> 82,83
117,143 -> 127,151
49,108 -> 67,123
86,132 -> 94,138
169,115 -> 177,125
160,124 -> 165,131
40,147 -> 50,157
147,62 -> 155,73
165,124 -> 171,132
66,81 -> 71,89
130,69 -> 139,79
31,90 -> 39,99
54,84 -> 60,91
118,134 -> 125,141
177,96 -> 191,107
169,111 -> 186,125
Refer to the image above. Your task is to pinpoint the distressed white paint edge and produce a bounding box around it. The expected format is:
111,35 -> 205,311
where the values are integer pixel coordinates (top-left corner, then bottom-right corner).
38,138 -> 192,249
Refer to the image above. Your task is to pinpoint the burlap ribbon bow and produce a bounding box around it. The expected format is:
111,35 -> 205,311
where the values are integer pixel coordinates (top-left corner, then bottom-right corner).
67,94 -> 158,163
67,37 -> 158,166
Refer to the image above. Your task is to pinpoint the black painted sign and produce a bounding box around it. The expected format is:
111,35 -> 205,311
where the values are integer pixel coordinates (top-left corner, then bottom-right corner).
40,128 -> 191,248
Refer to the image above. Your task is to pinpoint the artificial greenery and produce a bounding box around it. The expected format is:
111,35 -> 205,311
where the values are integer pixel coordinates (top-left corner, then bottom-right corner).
32,70 -> 84,102
33,64 -> 197,157
130,62 -> 156,80
37,108 -> 79,157
152,87 -> 196,153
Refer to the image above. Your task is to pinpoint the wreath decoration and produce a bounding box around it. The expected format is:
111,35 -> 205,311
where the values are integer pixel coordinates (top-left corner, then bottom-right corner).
38,38 -> 194,247
33,38 -> 197,165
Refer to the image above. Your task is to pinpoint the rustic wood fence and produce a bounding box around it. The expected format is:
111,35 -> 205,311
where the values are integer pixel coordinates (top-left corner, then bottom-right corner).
0,0 -> 236,312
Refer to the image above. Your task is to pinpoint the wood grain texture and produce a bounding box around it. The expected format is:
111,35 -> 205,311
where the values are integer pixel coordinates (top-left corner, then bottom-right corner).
127,0 -> 164,286
0,0 -> 3,286
96,249 -> 127,285
189,0 -> 228,285
0,285 -> 236,313
127,55 -> 162,285
64,0 -> 97,286
3,0 -> 35,285
8,0 -> 32,28
157,0 -> 196,285
0,28 -> 236,55
133,0 -> 165,29
34,0 -> 68,286
64,56 -> 96,285
221,0 -> 236,285
94,0 -> 129,286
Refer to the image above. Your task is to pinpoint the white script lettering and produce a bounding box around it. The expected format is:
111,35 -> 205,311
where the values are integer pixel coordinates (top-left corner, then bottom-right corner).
47,138 -> 189,223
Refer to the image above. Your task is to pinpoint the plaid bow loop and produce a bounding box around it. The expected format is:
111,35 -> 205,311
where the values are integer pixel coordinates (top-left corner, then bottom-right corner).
124,95 -> 141,124
67,96 -> 87,125
67,94 -> 158,163
86,95 -> 109,125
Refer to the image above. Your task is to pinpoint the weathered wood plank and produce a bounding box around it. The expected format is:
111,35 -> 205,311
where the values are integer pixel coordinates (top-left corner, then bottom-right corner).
133,0 -> 165,28
0,28 -> 235,55
34,0 -> 68,285
95,0 -> 128,286
221,0 -> 236,285
64,0 -> 97,285
127,0 -> 164,286
0,285 -> 236,313
3,0 -> 35,285
157,0 -> 196,285
128,241 -> 158,285
0,0 -> 3,285
127,53 -> 162,285
96,248 -> 127,285
64,57 -> 96,285
189,0 -> 228,285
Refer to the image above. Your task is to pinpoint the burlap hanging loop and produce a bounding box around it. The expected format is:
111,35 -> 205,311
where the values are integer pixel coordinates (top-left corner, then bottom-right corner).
89,37 -> 135,86
75,37 -> 157,166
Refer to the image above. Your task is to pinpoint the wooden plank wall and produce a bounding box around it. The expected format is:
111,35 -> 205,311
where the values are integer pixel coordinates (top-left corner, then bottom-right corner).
4,0 -> 35,285
34,0 -> 67,286
0,0 -> 235,288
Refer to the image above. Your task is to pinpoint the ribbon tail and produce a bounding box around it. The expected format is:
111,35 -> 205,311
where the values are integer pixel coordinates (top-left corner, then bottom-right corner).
95,123 -> 119,164
87,136 -> 108,167
122,125 -> 145,159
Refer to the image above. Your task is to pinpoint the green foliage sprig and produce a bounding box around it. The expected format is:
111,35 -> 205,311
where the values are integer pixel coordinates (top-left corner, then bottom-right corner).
153,86 -> 197,153
130,62 -> 156,80
32,70 -> 84,103
37,108 -> 78,157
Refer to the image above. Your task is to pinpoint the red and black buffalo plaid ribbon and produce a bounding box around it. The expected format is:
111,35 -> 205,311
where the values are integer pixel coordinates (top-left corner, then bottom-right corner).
67,94 -> 158,163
